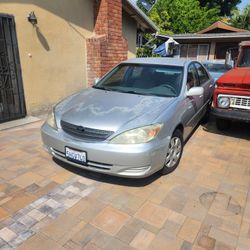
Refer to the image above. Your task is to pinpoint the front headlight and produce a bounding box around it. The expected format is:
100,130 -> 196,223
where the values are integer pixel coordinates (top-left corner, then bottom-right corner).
217,96 -> 230,108
109,124 -> 163,144
46,107 -> 57,129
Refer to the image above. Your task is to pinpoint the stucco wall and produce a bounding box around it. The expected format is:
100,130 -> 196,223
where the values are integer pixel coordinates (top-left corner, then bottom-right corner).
0,0 -> 94,115
122,11 -> 137,59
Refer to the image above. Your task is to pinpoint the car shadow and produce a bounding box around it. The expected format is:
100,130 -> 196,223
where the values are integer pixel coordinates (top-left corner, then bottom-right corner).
53,158 -> 162,187
202,116 -> 250,140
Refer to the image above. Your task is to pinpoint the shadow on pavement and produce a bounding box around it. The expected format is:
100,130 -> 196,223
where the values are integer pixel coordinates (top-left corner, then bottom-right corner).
53,158 -> 162,187
202,116 -> 250,140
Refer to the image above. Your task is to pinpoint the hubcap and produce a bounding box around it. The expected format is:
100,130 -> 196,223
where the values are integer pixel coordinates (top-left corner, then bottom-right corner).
165,137 -> 182,168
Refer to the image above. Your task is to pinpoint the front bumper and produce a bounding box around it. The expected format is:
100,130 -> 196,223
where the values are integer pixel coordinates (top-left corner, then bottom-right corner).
41,123 -> 169,178
211,107 -> 250,122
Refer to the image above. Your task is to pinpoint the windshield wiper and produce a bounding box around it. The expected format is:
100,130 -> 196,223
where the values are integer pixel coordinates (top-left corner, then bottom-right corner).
93,86 -> 113,91
122,90 -> 164,96
122,90 -> 141,94
123,90 -> 162,96
153,93 -> 176,97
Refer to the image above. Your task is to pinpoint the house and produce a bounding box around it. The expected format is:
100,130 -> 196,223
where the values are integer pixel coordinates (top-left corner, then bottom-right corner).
0,0 -> 157,123
157,21 -> 250,61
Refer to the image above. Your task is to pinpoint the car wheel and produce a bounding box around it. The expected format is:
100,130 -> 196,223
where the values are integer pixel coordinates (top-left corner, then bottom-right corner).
216,118 -> 230,130
162,129 -> 183,175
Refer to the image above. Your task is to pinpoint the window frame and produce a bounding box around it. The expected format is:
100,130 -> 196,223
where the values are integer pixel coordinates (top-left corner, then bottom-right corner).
194,62 -> 210,85
186,63 -> 200,90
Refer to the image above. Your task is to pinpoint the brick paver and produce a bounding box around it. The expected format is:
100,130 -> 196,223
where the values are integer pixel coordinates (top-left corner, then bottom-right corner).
0,120 -> 249,249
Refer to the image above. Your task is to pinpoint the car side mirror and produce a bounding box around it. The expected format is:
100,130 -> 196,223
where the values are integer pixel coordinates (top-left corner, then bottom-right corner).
186,86 -> 204,97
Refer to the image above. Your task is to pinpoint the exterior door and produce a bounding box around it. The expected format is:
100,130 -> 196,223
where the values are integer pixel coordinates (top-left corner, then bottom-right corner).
0,14 -> 26,123
183,63 -> 203,138
195,62 -> 213,102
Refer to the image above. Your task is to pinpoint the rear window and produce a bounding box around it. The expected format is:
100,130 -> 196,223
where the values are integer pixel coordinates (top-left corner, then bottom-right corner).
238,47 -> 250,67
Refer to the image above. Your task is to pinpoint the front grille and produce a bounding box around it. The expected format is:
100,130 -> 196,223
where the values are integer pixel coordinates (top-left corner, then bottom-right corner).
232,96 -> 250,110
61,120 -> 114,142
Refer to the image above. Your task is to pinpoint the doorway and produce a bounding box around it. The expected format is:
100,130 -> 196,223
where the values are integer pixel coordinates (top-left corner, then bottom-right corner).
0,14 -> 26,123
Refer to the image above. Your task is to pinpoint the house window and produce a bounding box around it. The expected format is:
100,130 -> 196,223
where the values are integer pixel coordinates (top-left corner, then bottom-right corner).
136,32 -> 144,48
197,44 -> 209,61
180,44 -> 209,60
180,44 -> 188,58
188,45 -> 198,59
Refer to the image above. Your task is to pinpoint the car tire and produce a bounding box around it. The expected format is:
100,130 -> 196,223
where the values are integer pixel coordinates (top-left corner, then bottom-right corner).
216,118 -> 230,130
162,129 -> 183,175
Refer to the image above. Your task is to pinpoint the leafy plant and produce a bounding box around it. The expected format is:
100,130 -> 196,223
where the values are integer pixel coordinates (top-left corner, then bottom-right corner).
199,0 -> 241,16
230,4 -> 250,30
149,0 -> 220,34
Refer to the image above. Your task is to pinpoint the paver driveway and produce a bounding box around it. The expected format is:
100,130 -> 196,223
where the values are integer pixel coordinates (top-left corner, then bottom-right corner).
0,120 -> 249,250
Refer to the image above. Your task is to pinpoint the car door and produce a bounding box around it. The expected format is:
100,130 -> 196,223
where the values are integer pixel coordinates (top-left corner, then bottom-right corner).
195,62 -> 213,104
183,63 -> 204,138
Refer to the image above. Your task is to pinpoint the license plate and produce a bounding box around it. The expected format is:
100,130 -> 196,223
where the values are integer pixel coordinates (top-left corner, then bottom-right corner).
65,147 -> 87,164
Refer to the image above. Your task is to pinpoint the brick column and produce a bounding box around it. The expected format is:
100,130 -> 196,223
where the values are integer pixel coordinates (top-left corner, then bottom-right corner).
87,0 -> 128,86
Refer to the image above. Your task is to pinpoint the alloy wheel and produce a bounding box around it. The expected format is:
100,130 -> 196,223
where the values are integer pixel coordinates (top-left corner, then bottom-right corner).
164,136 -> 182,168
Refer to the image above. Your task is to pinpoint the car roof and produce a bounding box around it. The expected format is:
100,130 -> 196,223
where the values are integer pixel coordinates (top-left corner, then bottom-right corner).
122,57 -> 192,67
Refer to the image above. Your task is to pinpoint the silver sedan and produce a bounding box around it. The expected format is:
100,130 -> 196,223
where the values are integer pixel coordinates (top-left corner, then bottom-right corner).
41,58 -> 214,178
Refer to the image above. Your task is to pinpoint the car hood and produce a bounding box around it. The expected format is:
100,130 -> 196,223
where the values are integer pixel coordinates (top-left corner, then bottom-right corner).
56,88 -> 175,132
217,67 -> 250,85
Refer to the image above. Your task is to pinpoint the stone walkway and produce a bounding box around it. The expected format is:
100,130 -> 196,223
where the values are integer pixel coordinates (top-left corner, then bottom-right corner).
0,120 -> 249,250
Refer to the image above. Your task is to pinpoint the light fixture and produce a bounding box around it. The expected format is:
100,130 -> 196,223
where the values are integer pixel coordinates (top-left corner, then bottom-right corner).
27,11 -> 37,26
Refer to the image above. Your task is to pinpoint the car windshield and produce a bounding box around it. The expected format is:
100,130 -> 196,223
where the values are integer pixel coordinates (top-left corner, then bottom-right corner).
93,64 -> 184,97
238,47 -> 250,67
203,63 -> 232,72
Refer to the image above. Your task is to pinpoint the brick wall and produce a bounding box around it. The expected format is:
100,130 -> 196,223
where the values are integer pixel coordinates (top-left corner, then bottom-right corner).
87,0 -> 128,85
